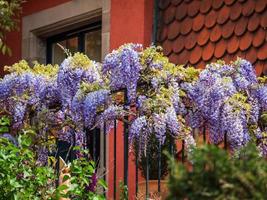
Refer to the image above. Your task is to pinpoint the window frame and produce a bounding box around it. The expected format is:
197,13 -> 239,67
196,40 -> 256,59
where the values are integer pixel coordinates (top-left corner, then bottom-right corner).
46,21 -> 102,64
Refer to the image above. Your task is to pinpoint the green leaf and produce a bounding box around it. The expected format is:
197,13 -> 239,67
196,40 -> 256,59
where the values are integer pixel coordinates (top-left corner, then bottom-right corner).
63,174 -> 70,182
0,126 -> 9,133
98,179 -> 107,189
57,184 -> 69,191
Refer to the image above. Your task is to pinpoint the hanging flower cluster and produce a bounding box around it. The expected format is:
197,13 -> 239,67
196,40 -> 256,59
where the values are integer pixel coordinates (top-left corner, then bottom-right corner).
0,53 -> 121,162
102,45 -> 199,154
185,58 -> 267,155
2,43 -> 267,161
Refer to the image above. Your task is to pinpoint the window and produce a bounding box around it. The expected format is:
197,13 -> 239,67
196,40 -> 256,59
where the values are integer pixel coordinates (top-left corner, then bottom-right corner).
46,21 -> 102,64
47,22 -> 102,163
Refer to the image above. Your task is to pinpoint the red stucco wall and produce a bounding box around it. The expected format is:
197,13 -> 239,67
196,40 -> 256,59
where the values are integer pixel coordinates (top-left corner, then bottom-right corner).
0,1 -> 154,199
108,1 -> 154,199
0,0 -> 71,72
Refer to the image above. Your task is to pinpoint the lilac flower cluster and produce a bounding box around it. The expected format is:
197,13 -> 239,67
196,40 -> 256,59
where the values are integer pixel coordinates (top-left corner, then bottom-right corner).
186,58 -> 267,152
102,44 -> 142,103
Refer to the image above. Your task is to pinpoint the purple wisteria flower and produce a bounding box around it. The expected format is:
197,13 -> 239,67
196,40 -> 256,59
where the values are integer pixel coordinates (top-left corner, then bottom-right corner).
102,44 -> 142,103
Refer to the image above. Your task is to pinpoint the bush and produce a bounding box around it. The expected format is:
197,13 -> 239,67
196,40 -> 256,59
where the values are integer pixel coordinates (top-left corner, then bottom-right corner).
0,132 -> 106,199
0,134 -> 56,199
167,143 -> 267,200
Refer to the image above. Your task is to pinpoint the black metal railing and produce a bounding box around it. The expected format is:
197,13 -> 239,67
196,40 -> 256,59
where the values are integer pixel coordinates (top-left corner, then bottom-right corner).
55,89 -> 229,200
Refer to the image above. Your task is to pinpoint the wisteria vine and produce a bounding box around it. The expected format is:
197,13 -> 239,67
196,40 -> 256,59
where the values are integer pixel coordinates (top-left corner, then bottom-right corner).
1,43 -> 267,162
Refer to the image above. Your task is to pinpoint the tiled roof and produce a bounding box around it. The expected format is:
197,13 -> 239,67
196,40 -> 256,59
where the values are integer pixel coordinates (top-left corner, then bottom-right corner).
157,0 -> 267,75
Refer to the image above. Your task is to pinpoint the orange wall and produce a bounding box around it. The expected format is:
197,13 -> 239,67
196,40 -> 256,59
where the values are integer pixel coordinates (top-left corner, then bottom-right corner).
108,0 -> 154,199
0,0 -> 71,72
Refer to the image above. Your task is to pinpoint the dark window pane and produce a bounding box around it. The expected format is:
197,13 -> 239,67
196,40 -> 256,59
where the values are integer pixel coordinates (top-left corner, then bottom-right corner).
85,30 -> 101,62
52,37 -> 78,64
52,40 -> 66,65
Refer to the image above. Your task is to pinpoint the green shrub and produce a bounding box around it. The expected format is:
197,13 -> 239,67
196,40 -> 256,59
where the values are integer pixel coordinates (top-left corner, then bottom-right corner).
0,134 -> 56,199
167,143 -> 267,200
0,133 -> 107,199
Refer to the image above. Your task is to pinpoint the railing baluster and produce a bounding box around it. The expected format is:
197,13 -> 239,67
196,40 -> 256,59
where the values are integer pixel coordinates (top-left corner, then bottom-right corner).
224,132 -> 227,150
56,138 -> 59,187
145,153 -> 149,199
182,140 -> 185,163
157,142 -> 161,193
123,89 -> 129,192
103,122 -> 107,195
114,120 -> 117,199
135,143 -> 139,196
203,126 -> 206,143
93,129 -> 96,162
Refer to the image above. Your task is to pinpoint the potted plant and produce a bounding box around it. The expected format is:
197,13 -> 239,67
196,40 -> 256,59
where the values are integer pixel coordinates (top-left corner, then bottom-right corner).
134,134 -> 171,199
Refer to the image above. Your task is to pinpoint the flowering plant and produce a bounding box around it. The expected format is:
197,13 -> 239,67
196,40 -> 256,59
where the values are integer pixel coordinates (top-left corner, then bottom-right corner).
185,58 -> 267,155
102,45 -> 198,157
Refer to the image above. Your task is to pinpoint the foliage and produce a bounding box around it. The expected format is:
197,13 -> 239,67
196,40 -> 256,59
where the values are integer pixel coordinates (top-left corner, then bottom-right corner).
0,133 -> 57,199
60,149 -> 107,199
0,0 -> 24,56
167,143 -> 267,200
0,115 -> 10,133
119,181 -> 128,200
0,131 -> 107,199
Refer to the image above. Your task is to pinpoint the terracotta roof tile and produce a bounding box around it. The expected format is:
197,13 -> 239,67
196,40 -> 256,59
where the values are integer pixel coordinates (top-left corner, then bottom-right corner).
171,0 -> 182,6
197,60 -> 206,69
187,0 -> 200,17
214,39 -> 226,58
217,5 -> 230,25
230,2 -> 242,21
197,28 -> 210,46
190,45 -> 202,64
258,43 -> 267,60
158,25 -> 168,42
169,52 -> 179,64
248,13 -> 260,32
193,14 -> 205,32
180,17 -> 192,35
159,0 -> 170,10
202,42 -> 215,61
173,35 -> 185,53
260,10 -> 267,28
236,50 -> 246,59
263,63 -> 267,76
200,0 -> 212,14
242,0 -> 255,17
227,36 -> 239,54
210,25 -> 222,42
234,17 -> 248,36
212,0 -> 224,10
175,3 -> 187,20
245,47 -> 257,64
255,61 -> 264,76
239,32 -> 253,51
222,20 -> 235,39
162,39 -> 173,56
224,0 -> 235,6
168,21 -> 180,40
177,49 -> 189,64
163,4 -> 176,24
255,0 -> 267,13
252,28 -> 265,47
158,0 -> 267,71
185,32 -> 197,50
205,10 -> 217,28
